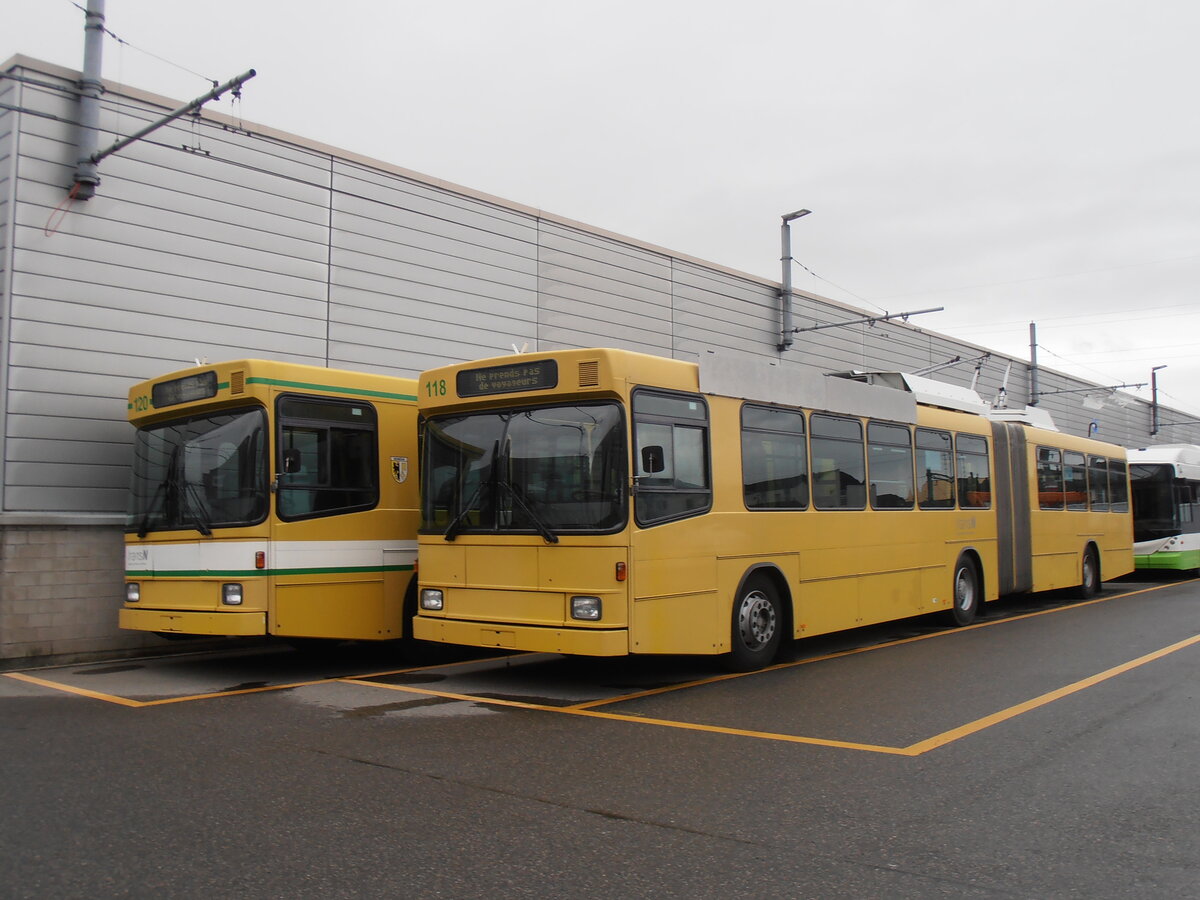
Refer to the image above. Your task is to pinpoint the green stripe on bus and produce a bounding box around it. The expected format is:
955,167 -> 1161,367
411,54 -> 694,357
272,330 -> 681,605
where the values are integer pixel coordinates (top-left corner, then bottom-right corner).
126,564 -> 415,578
245,377 -> 417,402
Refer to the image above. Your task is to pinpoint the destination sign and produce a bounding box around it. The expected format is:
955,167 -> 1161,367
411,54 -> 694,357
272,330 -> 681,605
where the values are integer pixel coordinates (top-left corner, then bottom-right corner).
152,371 -> 218,408
456,360 -> 558,397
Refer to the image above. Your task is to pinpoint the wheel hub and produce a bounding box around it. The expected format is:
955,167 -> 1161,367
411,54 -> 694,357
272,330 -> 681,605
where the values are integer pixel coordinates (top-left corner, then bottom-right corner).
738,590 -> 776,650
955,570 -> 974,610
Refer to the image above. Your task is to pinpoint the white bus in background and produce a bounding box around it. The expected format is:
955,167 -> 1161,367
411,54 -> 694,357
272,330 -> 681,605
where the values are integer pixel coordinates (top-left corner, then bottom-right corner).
1128,444 -> 1200,574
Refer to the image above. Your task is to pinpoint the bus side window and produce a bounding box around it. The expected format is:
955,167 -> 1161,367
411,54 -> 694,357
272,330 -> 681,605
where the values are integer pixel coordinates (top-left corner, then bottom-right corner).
742,405 -> 808,510
811,414 -> 865,510
277,397 -> 379,521
867,422 -> 913,510
1185,483 -> 1200,531
632,390 -> 711,525
916,428 -> 955,509
1038,447 -> 1064,510
1109,458 -> 1129,513
1063,451 -> 1088,510
956,433 -> 990,509
1088,455 -> 1110,511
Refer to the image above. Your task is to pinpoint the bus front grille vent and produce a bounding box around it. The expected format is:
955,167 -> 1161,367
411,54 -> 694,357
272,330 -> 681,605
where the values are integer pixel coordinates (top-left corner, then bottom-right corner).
578,360 -> 600,387
230,370 -> 245,394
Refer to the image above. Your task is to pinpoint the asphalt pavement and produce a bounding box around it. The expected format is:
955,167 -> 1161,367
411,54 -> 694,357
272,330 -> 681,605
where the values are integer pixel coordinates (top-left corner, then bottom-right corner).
2,575 -> 1197,899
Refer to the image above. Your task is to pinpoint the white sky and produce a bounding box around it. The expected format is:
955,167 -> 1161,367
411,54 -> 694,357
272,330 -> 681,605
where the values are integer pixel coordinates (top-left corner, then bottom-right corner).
6,0 -> 1200,420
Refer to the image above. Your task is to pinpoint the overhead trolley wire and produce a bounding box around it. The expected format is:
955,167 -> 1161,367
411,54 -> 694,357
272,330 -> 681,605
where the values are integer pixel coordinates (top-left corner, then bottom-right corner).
66,0 -> 218,88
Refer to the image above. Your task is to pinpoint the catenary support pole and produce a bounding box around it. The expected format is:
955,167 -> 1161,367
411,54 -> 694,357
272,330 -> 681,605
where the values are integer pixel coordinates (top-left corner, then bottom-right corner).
72,0 -> 106,199
1029,322 -> 1039,406
777,209 -> 810,351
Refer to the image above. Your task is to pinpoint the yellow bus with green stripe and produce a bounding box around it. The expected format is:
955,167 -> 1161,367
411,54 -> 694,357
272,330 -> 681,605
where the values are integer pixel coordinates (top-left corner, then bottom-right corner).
121,360 -> 419,643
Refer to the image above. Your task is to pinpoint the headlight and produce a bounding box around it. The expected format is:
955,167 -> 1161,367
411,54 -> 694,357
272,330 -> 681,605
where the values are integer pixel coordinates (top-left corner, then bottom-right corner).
222,583 -> 243,606
420,588 -> 444,610
571,596 -> 602,621
126,583 -> 140,603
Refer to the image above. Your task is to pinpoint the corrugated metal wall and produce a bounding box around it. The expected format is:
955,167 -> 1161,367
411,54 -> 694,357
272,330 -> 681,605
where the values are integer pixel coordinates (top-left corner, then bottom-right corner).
0,72 -> 15,450
329,158 -> 540,372
2,56 -> 1197,520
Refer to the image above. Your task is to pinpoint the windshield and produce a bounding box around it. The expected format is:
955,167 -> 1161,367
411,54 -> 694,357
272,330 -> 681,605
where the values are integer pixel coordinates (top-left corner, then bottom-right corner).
421,403 -> 627,538
126,407 -> 269,535
1131,462 -> 1197,542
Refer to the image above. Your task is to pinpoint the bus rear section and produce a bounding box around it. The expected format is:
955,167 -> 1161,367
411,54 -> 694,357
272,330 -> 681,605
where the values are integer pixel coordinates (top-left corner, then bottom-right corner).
990,415 -> 1135,597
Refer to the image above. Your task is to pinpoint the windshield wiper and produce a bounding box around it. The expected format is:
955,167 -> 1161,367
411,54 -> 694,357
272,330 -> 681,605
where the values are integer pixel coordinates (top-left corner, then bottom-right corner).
181,480 -> 213,536
136,480 -> 168,538
490,432 -> 558,543
496,479 -> 559,544
138,445 -> 179,538
443,481 -> 484,541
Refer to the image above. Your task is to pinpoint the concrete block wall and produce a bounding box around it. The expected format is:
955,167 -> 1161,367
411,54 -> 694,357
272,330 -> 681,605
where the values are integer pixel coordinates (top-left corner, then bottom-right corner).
0,523 -> 156,665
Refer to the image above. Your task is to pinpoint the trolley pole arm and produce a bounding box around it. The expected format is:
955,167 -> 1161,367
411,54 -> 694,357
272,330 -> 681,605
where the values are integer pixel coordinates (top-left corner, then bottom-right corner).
85,69 -> 256,169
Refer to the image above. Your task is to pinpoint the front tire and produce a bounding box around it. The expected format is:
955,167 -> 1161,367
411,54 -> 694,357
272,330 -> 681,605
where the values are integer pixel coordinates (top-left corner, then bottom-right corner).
725,576 -> 784,672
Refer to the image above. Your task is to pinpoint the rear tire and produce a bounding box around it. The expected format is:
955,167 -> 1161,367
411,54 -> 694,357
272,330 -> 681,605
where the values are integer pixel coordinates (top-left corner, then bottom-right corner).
947,556 -> 981,626
724,576 -> 784,672
1071,547 -> 1100,599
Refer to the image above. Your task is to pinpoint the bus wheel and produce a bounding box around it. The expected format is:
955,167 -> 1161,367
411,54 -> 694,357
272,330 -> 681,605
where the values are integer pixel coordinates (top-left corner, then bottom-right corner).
725,576 -> 783,672
1071,548 -> 1100,600
947,557 -> 980,626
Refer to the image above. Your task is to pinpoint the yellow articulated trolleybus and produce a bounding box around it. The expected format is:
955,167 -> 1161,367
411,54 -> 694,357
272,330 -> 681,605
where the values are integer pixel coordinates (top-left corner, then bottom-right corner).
121,360 -> 420,643
414,348 -> 1134,670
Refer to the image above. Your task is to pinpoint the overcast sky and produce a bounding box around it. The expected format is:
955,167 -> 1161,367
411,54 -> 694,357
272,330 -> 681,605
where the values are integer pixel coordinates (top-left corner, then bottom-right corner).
6,0 -> 1200,420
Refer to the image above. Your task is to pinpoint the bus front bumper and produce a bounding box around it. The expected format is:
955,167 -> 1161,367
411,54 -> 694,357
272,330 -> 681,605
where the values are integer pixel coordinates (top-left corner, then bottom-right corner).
414,616 -> 628,656
119,607 -> 266,637
1134,550 -> 1200,571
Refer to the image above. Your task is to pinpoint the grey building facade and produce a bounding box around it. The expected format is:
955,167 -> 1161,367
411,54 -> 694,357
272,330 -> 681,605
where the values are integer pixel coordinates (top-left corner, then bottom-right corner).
2,55 -> 1196,665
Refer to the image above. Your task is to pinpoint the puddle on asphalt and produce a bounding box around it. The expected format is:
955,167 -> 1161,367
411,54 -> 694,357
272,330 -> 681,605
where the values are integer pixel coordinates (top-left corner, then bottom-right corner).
360,672 -> 448,686
389,700 -> 498,719
287,681 -> 500,718
340,696 -> 461,718
73,665 -> 145,676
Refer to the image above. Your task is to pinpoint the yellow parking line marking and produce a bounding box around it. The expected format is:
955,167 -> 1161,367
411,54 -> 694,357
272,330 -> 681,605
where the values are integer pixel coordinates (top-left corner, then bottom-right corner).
4,672 -> 147,707
0,653 -> 522,707
903,632 -> 1200,755
570,580 -> 1184,710
338,678 -> 914,755
346,628 -> 1198,755
135,678 -> 339,706
3,671 -> 354,707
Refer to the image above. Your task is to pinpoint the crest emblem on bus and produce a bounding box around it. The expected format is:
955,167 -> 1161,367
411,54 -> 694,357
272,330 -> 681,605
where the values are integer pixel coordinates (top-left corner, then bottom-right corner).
391,456 -> 409,484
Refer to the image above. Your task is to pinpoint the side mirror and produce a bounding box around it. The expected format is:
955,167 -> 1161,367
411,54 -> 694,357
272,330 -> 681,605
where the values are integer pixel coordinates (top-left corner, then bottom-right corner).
640,445 -> 665,475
